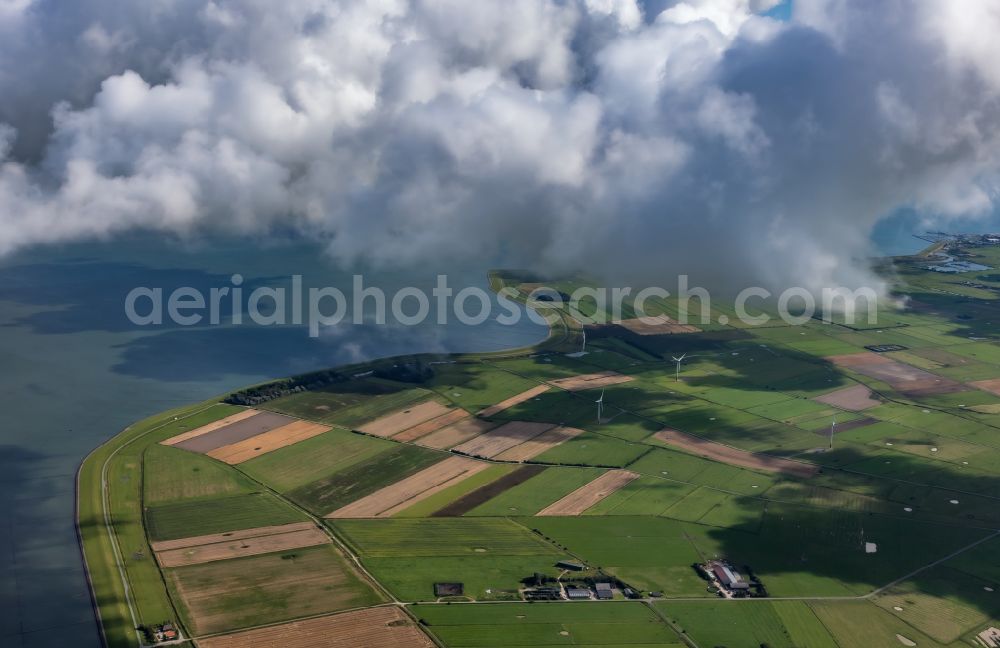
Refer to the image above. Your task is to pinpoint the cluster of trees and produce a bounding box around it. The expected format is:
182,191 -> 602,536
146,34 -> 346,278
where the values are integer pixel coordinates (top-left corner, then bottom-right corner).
224,368 -> 346,406
373,360 -> 434,383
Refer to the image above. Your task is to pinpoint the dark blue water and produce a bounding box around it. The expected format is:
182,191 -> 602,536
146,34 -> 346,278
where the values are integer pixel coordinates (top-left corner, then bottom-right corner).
0,235 -> 545,647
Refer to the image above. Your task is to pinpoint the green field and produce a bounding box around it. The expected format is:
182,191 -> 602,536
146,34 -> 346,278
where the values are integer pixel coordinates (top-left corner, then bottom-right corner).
240,427 -> 395,492
659,600 -> 838,648
393,463 -> 517,517
332,518 -> 570,601
417,601 -> 684,647
810,600 -> 948,648
265,380 -> 431,427
145,491 -> 306,541
529,517 -> 708,596
80,254 -> 1000,647
465,467 -> 607,516
286,443 -> 444,514
143,443 -> 257,504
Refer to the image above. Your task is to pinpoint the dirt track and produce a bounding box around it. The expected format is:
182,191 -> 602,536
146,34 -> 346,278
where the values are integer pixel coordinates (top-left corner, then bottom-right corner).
494,426 -> 585,461
358,401 -> 454,437
654,429 -> 818,479
813,384 -> 881,410
197,607 -> 434,648
536,470 -> 639,516
548,371 -> 635,391
478,384 -> 551,417
451,421 -> 554,458
326,456 -> 489,518
206,420 -> 331,464
154,523 -> 330,567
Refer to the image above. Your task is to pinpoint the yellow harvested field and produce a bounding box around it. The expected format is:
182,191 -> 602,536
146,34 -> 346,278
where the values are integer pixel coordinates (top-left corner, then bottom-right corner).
197,607 -> 434,648
813,384 -> 880,411
451,421 -> 555,458
417,418 -> 497,449
477,384 -> 551,417
160,409 -> 257,446
617,315 -> 701,335
153,522 -> 330,567
358,401 -> 454,437
494,426 -> 586,462
326,456 -> 490,518
655,429 -> 818,478
206,420 -> 331,464
392,408 -> 469,442
548,371 -> 635,391
536,470 -> 639,516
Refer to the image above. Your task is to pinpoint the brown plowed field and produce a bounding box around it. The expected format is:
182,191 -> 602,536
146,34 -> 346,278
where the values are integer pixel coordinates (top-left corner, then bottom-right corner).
155,525 -> 330,567
548,371 -> 635,391
169,411 -> 297,453
392,408 -> 469,442
813,384 -> 881,410
326,456 -> 489,518
970,378 -> 1000,396
617,315 -> 701,335
197,607 -> 434,648
358,401 -> 454,437
417,418 -> 497,449
494,426 -> 585,462
654,429 -> 818,478
451,421 -> 555,458
206,420 -> 331,464
432,465 -> 547,517
160,409 -> 258,446
536,470 -> 639,516
827,352 -> 967,396
477,384 -> 551,417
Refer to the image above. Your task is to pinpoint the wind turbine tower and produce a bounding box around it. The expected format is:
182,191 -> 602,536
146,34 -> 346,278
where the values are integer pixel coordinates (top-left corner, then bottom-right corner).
581,327 -> 587,354
671,353 -> 687,382
595,389 -> 604,424
829,417 -> 836,450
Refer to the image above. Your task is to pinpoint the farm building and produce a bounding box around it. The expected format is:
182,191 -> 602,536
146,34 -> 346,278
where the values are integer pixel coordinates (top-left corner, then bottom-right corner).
710,562 -> 750,592
566,588 -> 592,600
978,627 -> 1000,648
595,583 -> 613,600
434,582 -> 464,597
524,587 -> 562,601
556,560 -> 585,571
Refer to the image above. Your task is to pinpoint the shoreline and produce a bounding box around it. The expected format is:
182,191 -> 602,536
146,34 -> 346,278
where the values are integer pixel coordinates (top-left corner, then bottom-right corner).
76,275 -> 570,647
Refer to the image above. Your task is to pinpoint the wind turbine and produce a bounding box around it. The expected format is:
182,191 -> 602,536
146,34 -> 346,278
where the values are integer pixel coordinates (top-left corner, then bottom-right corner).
595,389 -> 605,423
671,353 -> 687,382
581,327 -> 587,354
829,417 -> 836,450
